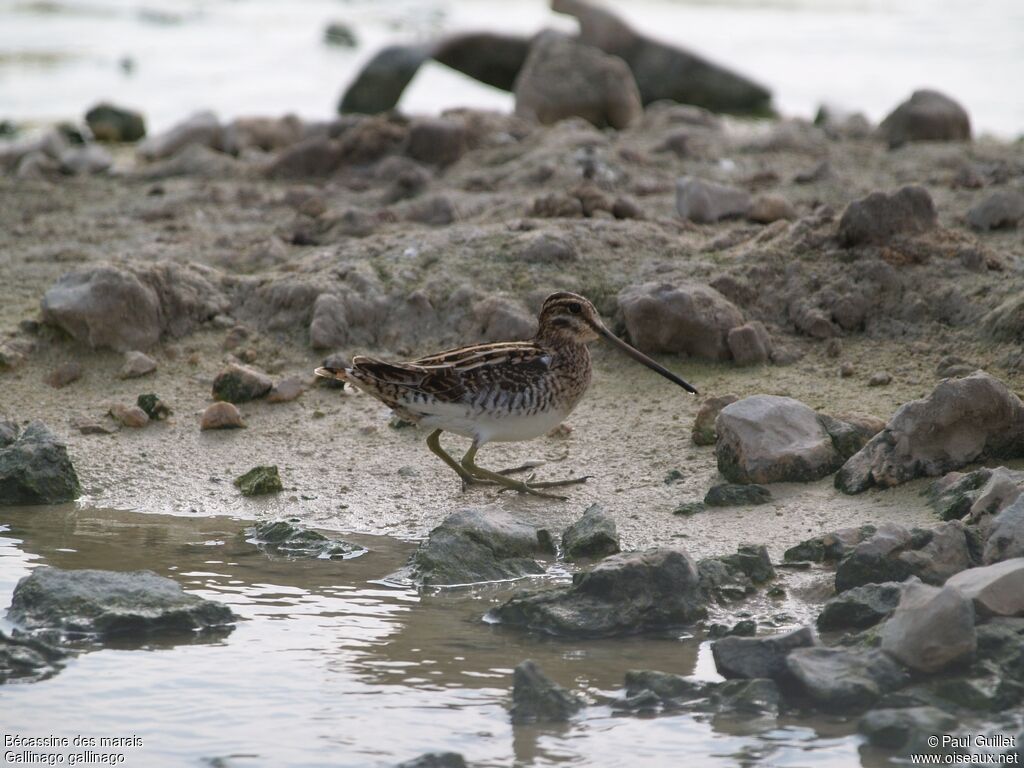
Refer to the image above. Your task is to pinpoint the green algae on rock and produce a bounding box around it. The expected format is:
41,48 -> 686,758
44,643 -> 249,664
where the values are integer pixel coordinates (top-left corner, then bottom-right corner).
234,465 -> 283,496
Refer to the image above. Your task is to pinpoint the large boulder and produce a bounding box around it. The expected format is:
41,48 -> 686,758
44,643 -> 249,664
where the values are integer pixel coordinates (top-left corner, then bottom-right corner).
0,422 -> 80,506
879,579 -> 976,674
510,660 -> 583,724
41,261 -> 228,352
388,509 -> 553,587
836,372 -> 1024,494
945,558 -> 1024,617
983,497 -> 1024,564
834,522 -> 972,592
837,185 -> 937,247
552,0 -> 772,115
877,89 -> 971,148
675,176 -> 752,223
338,45 -> 429,114
8,567 -> 235,639
513,32 -> 642,130
711,626 -> 815,682
490,548 -> 706,637
617,282 -> 744,359
786,647 -> 908,713
715,396 -> 842,484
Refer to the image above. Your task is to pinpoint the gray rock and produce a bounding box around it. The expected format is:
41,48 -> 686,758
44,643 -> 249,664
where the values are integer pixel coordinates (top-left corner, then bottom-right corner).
929,467 -> 1023,523
339,46 -> 428,114
513,32 -> 642,130
323,21 -> 357,48
836,372 -> 1024,494
518,233 -> 578,263
221,115 -> 304,155
727,322 -> 772,366
692,393 -> 739,445
490,548 -> 706,637
704,483 -> 771,507
837,185 -> 937,247
212,363 -> 273,404
783,525 -> 877,564
309,293 -> 348,350
138,110 -> 221,160
817,582 -> 904,631
699,544 -> 775,601
40,261 -> 228,352
967,190 -> 1024,231
880,579 -> 976,673
85,102 -> 146,143
983,497 -> 1024,564
552,0 -> 772,115
834,522 -> 972,592
712,626 -> 815,681
119,350 -> 157,379
396,753 -> 467,768
432,32 -> 529,91
715,395 -> 842,484
392,509 -> 552,587
748,194 -> 796,224
0,422 -> 80,506
133,142 -> 242,181
786,647 -> 909,712
622,670 -> 779,715
0,421 -> 18,447
510,660 -> 582,724
859,706 -> 958,754
58,144 -> 112,175
248,520 -> 364,560
561,504 -> 620,560
878,89 -> 971,148
406,117 -> 467,167
617,281 -> 744,359
675,176 -> 752,223
0,629 -> 67,684
8,567 -> 235,639
945,558 -> 1024,617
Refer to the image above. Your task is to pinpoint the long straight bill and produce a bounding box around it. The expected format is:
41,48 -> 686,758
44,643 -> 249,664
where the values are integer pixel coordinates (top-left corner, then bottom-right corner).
595,324 -> 699,395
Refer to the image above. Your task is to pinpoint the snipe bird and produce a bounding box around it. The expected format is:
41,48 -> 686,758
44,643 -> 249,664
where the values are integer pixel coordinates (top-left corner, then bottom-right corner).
315,291 -> 698,499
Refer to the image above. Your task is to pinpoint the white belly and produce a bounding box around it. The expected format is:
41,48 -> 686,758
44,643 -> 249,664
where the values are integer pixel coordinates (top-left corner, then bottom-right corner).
414,401 -> 569,445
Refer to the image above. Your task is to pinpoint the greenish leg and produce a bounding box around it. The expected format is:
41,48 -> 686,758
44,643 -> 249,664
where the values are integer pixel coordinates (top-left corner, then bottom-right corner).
426,429 -> 492,491
460,442 -> 588,500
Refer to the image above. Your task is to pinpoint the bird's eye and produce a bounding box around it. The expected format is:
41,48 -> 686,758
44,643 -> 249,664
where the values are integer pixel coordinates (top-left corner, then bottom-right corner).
567,302 -> 582,314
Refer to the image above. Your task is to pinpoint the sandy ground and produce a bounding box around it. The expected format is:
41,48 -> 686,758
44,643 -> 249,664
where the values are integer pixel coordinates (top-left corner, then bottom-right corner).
2,111 -> 1023,561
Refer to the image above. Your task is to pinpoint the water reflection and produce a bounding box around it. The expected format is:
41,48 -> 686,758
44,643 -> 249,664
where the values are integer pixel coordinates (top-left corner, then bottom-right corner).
0,506 -> 868,767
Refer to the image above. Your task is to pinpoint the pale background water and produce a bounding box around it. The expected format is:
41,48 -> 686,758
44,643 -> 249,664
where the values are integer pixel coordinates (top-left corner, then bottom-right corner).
0,0 -> 1022,136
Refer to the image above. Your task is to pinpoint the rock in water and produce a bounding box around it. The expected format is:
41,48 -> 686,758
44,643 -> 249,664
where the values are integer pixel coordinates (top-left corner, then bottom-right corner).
816,582 -> 903,631
234,466 -> 283,496
692,394 -> 739,445
859,707 -> 958,755
339,45 -> 429,114
879,579 -> 976,673
8,567 -> 235,639
491,548 -> 706,637
510,660 -> 583,723
390,509 -> 553,587
837,185 -> 937,247
212,363 -> 273,403
945,558 -> 1024,617
967,190 -> 1024,231
561,504 -> 620,560
0,422 -> 80,506
85,103 -> 146,143
200,402 -> 245,430
715,396 -> 842,484
0,629 -> 67,684
617,282 -> 744,360
397,753 -> 468,768
785,647 -> 908,713
983,498 -> 1024,564
675,177 -> 753,223
877,89 -> 971,148
711,626 -> 815,681
247,520 -> 364,560
836,372 -> 1024,494
513,32 -> 642,130
552,0 -> 772,115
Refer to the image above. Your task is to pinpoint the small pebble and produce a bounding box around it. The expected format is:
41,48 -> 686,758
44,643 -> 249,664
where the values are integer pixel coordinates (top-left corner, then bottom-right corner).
73,417 -> 117,435
45,361 -> 82,388
267,376 -> 304,404
119,350 -> 157,379
868,371 -> 893,387
825,338 -> 842,358
839,361 -> 855,378
109,404 -> 149,428
200,402 -> 245,430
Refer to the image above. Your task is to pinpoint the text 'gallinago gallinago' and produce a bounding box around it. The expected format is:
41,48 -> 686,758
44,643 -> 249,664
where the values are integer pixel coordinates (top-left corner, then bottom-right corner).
315,291 -> 698,499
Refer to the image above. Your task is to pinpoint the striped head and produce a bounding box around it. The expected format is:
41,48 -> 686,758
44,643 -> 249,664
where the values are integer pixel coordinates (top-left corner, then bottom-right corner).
536,292 -> 602,343
535,290 -> 700,395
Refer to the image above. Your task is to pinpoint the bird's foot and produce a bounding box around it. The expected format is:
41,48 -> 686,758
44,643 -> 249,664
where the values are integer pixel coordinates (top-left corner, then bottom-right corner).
494,474 -> 591,500
496,460 -> 546,476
